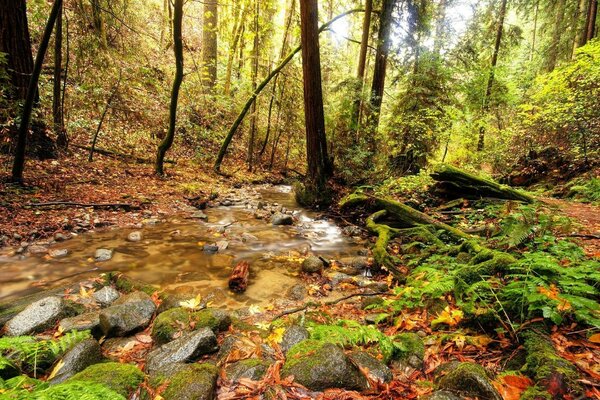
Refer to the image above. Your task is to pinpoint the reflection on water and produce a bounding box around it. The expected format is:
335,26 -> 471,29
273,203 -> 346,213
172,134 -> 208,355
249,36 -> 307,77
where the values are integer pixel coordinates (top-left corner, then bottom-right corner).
0,186 -> 364,308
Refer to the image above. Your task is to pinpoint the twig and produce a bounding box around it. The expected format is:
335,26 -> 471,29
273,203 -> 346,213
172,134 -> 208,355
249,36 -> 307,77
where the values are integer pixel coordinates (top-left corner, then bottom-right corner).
271,290 -> 387,320
24,201 -> 139,210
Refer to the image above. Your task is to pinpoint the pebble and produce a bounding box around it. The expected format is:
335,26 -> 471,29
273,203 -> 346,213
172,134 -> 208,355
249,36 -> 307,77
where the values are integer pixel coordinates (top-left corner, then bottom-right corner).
49,248 -> 69,258
127,231 -> 143,242
94,248 -> 113,262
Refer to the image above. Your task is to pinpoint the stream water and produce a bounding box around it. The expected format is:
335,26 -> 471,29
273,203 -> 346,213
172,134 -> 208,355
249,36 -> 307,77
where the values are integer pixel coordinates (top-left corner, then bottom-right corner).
0,185 -> 366,308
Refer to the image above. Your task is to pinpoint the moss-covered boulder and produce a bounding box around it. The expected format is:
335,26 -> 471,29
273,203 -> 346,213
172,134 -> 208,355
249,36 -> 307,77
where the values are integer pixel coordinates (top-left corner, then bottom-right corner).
392,333 -> 425,369
99,291 -> 156,337
421,390 -> 462,400
50,339 -> 104,384
281,340 -> 368,391
348,351 -> 392,384
151,363 -> 218,400
280,325 -> 310,354
68,362 -> 144,397
436,362 -> 502,400
151,307 -> 231,344
225,358 -> 270,382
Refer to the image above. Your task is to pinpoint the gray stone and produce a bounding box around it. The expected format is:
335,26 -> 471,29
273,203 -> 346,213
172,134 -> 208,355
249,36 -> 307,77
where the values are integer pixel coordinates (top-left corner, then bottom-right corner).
282,341 -> 368,391
360,296 -> 384,310
49,248 -> 69,258
50,339 -> 103,384
393,333 -> 425,370
146,328 -> 218,374
285,284 -> 307,301
436,362 -> 502,400
280,325 -> 310,354
191,211 -> 208,221
339,256 -> 370,275
348,351 -> 392,384
54,233 -> 70,242
301,256 -> 324,273
216,240 -> 229,251
271,213 -> 293,226
203,244 -> 219,254
152,363 -> 218,400
99,291 -> 156,336
225,359 -> 270,382
5,296 -> 67,336
127,231 -> 143,242
241,232 -> 258,242
94,248 -> 113,262
28,245 -> 49,255
422,391 -> 463,400
329,272 -> 353,286
93,286 -> 120,307
59,312 -> 100,335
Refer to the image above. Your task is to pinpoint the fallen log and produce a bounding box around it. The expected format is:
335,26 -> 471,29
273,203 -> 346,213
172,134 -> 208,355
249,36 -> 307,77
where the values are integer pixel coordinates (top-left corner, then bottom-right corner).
24,201 -> 139,210
431,164 -> 534,203
228,261 -> 250,293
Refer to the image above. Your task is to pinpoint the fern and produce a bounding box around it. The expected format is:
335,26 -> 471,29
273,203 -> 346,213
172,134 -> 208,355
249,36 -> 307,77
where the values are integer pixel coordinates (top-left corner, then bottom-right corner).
0,379 -> 125,400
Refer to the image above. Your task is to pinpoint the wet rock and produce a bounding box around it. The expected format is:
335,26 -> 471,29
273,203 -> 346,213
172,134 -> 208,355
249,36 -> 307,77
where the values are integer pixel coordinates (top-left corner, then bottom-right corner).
280,325 -> 310,354
127,231 -> 143,242
93,286 -> 120,307
392,333 -> 425,370
271,213 -> 293,226
329,272 -> 353,286
49,248 -> 69,258
285,284 -> 307,301
151,363 -> 218,400
94,248 -> 113,262
5,296 -> 68,336
203,244 -> 219,254
216,240 -> 229,251
54,233 -> 70,242
339,256 -> 369,275
99,291 -> 156,336
301,256 -> 324,273
59,312 -> 101,335
50,339 -> 103,384
436,362 -> 502,400
282,340 -> 368,391
146,328 -> 218,374
152,307 -> 231,344
191,211 -> 208,221
342,226 -> 362,236
225,359 -> 270,382
360,296 -> 384,310
28,245 -> 49,255
348,351 -> 392,384
67,362 -> 144,397
422,390 -> 463,400
356,279 -> 389,292
241,232 -> 258,242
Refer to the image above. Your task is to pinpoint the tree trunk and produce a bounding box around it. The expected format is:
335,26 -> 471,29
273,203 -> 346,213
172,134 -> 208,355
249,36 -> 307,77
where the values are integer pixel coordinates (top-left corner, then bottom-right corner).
202,0 -> 218,90
366,0 -> 394,133
53,3 -> 67,149
228,261 -> 250,293
299,0 -> 331,195
433,0 -> 447,56
546,0 -> 566,72
477,0 -> 507,152
90,0 -> 108,49
155,0 -> 184,176
530,0 -> 539,61
11,0 -> 63,183
350,0 -> 372,131
572,0 -> 588,56
224,2 -> 246,96
247,0 -> 259,171
584,0 -> 598,42
0,0 -> 36,102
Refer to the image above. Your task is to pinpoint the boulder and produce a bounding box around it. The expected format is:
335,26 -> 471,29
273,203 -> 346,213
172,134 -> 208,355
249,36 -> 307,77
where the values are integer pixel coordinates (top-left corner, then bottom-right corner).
94,248 -> 113,262
392,333 -> 425,370
5,296 -> 69,336
99,291 -> 156,336
93,286 -> 120,307
280,325 -> 310,354
301,256 -> 324,273
145,328 -> 218,374
151,363 -> 218,400
203,244 -> 219,254
68,362 -> 144,397
282,340 -> 367,391
271,213 -> 293,226
225,359 -> 270,382
339,256 -> 369,275
348,351 -> 392,384
422,390 -> 463,400
152,307 -> 231,344
59,312 -> 101,336
285,284 -> 307,301
50,339 -> 103,384
436,362 -> 502,400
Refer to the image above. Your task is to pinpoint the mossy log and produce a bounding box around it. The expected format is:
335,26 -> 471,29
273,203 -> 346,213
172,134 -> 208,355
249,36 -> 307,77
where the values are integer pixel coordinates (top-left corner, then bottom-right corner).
431,164 -> 534,203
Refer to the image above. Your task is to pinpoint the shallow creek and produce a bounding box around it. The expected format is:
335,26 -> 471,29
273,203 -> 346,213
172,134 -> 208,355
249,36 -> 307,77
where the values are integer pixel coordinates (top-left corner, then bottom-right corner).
0,185 -> 367,308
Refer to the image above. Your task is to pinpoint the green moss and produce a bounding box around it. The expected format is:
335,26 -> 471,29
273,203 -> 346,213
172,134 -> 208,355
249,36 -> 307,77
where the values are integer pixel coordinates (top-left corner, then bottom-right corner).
68,362 -> 144,397
152,308 -> 231,344
160,363 -> 218,400
285,339 -> 325,365
523,331 -> 578,390
394,333 -> 424,360
109,273 -> 158,296
519,385 -> 552,400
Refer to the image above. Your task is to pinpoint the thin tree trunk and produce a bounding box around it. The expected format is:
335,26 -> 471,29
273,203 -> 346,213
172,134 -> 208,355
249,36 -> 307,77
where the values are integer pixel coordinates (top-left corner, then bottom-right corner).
155,0 -> 184,176
54,3 -> 67,148
530,0 -> 539,61
202,0 -> 218,90
477,0 -> 507,152
585,0 -> 598,42
11,0 -> 63,183
350,0 -> 372,131
572,0 -> 588,56
224,2 -> 246,96
90,0 -> 108,49
247,0 -> 259,171
269,84 -> 287,170
237,23 -> 246,80
366,0 -> 395,134
299,0 -> 331,193
89,72 -> 121,162
61,12 -> 70,132
433,0 -> 447,56
547,0 -> 566,72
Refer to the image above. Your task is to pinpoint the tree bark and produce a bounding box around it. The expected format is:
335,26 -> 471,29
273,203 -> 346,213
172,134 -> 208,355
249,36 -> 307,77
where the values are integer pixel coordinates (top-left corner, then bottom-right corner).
433,0 -> 447,56
477,0 -> 507,152
224,2 -> 246,96
228,261 -> 250,293
300,0 -> 332,193
350,0 -> 372,131
584,0 -> 598,42
53,3 -> 67,148
546,0 -> 566,72
247,0 -> 259,171
155,0 -> 184,176
366,0 -> 395,133
90,0 -> 108,49
0,0 -> 36,102
11,0 -> 63,183
202,0 -> 218,90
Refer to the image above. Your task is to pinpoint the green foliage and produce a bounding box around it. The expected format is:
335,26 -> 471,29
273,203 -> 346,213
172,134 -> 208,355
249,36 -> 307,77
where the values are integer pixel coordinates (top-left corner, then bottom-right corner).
0,331 -> 91,374
0,378 -> 125,400
567,178 -> 600,203
498,204 -> 572,248
375,171 -> 435,198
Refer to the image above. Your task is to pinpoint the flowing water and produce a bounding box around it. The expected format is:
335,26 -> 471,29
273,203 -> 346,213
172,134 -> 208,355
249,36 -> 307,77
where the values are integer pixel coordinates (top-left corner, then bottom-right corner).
0,185 -> 366,308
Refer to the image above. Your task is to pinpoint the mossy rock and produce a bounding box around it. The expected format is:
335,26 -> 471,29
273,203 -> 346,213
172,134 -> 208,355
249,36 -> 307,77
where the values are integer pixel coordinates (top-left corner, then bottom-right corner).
68,362 -> 144,397
436,362 -> 501,400
393,333 -> 425,368
225,358 -> 270,382
153,363 -> 219,400
107,272 -> 159,296
282,340 -> 367,391
152,307 -> 231,344
519,385 -> 553,400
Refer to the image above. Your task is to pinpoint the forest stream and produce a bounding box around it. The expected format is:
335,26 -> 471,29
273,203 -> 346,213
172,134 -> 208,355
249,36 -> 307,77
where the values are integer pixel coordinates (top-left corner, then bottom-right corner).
0,185 -> 368,307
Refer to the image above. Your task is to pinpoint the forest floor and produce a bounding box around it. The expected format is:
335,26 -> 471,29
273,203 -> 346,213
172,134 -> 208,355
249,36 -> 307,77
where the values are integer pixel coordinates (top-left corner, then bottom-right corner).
0,148 -> 286,249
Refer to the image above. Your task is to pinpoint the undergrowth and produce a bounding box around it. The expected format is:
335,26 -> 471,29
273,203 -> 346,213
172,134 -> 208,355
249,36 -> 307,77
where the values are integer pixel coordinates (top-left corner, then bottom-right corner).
0,377 -> 124,400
